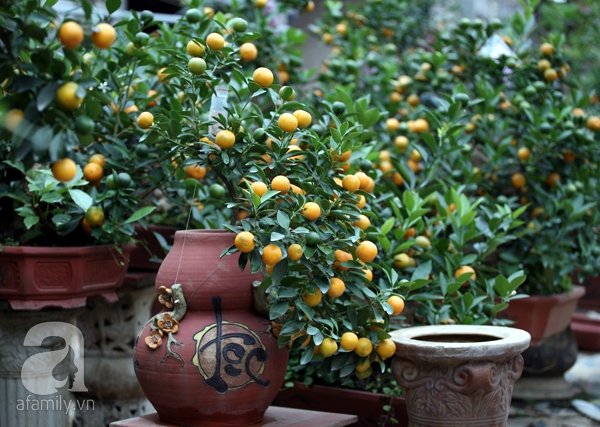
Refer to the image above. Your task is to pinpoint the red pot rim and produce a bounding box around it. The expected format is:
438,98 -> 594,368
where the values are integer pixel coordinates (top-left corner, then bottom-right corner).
0,243 -> 135,255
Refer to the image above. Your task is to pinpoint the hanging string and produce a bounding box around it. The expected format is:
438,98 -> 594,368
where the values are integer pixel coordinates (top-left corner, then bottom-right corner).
174,179 -> 199,284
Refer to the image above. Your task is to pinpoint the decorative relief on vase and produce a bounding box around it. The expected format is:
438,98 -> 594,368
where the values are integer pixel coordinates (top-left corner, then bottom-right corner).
192,296 -> 269,393
393,355 -> 524,427
136,284 -> 187,367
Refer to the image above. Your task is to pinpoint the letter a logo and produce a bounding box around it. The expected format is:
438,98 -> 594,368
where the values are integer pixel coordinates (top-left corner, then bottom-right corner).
21,322 -> 88,395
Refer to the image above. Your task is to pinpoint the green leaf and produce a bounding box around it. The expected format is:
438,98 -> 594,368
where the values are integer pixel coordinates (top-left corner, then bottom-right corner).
68,189 -> 93,212
300,345 -> 315,365
508,271 -> 526,292
277,211 -> 290,230
463,292 -> 474,310
24,215 -> 39,229
31,126 -> 53,156
260,190 -> 280,204
362,108 -> 381,128
270,232 -> 286,241
378,236 -> 391,252
461,254 -> 477,265
410,279 -> 430,292
493,275 -> 510,296
411,260 -> 432,282
380,217 -> 395,236
124,206 -> 157,224
85,99 -> 102,119
460,211 -> 476,226
80,0 -> 92,18
491,302 -> 509,315
269,301 -> 288,320
106,0 -> 122,14
51,214 -> 71,228
37,83 -> 59,112
420,133 -> 437,150
402,190 -> 414,211
296,301 -> 315,320
40,192 -> 63,203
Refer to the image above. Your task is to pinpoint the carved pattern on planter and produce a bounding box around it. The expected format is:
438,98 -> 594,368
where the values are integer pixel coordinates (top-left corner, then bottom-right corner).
393,355 -> 524,427
35,262 -> 72,288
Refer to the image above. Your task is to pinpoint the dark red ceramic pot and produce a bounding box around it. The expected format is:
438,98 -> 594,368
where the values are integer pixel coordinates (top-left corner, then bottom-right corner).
0,244 -> 133,310
497,286 -> 585,346
133,230 -> 288,427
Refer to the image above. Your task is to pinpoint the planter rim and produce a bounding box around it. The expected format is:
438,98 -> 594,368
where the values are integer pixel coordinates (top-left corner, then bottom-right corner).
0,242 -> 135,255
390,325 -> 530,361
173,228 -> 229,236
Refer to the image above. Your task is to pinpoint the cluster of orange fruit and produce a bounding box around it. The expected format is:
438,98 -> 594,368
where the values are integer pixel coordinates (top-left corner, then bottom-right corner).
59,21 -> 117,50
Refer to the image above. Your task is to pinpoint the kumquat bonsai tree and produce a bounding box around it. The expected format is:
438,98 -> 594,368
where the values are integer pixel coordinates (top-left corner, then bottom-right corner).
386,1 -> 600,296
0,0 -> 159,247
316,86 -> 529,328
128,0 -> 428,380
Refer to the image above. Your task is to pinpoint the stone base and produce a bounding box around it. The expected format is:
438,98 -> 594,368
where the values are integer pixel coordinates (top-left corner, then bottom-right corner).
512,376 -> 581,400
110,407 -> 357,427
75,397 -> 154,427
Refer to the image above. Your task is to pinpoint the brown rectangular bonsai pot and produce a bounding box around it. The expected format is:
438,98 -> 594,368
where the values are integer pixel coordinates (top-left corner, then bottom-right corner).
0,244 -> 133,310
499,285 -> 585,346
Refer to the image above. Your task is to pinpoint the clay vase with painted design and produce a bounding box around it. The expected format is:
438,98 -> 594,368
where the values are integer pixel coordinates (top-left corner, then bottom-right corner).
133,230 -> 288,427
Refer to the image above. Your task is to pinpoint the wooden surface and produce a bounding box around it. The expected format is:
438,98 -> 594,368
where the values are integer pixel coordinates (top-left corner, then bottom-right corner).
110,406 -> 357,427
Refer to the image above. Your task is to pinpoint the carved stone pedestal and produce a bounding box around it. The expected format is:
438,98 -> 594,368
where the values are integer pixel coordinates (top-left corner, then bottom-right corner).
390,325 -> 531,427
0,302 -> 83,427
75,273 -> 157,427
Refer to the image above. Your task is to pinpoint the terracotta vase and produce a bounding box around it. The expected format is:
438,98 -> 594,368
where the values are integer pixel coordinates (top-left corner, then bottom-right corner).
133,230 -> 288,427
0,244 -> 133,310
390,325 -> 530,427
498,286 -> 585,346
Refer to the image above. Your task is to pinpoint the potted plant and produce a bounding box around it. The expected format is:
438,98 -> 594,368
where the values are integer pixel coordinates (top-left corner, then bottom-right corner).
0,2 -> 166,424
119,0 -> 430,425
271,0 -> 533,422
0,0 -> 162,310
274,89 -> 528,425
379,1 -> 598,398
119,0 -> 316,272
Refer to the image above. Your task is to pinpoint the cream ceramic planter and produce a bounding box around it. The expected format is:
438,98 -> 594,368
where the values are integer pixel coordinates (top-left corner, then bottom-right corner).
390,325 -> 531,427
